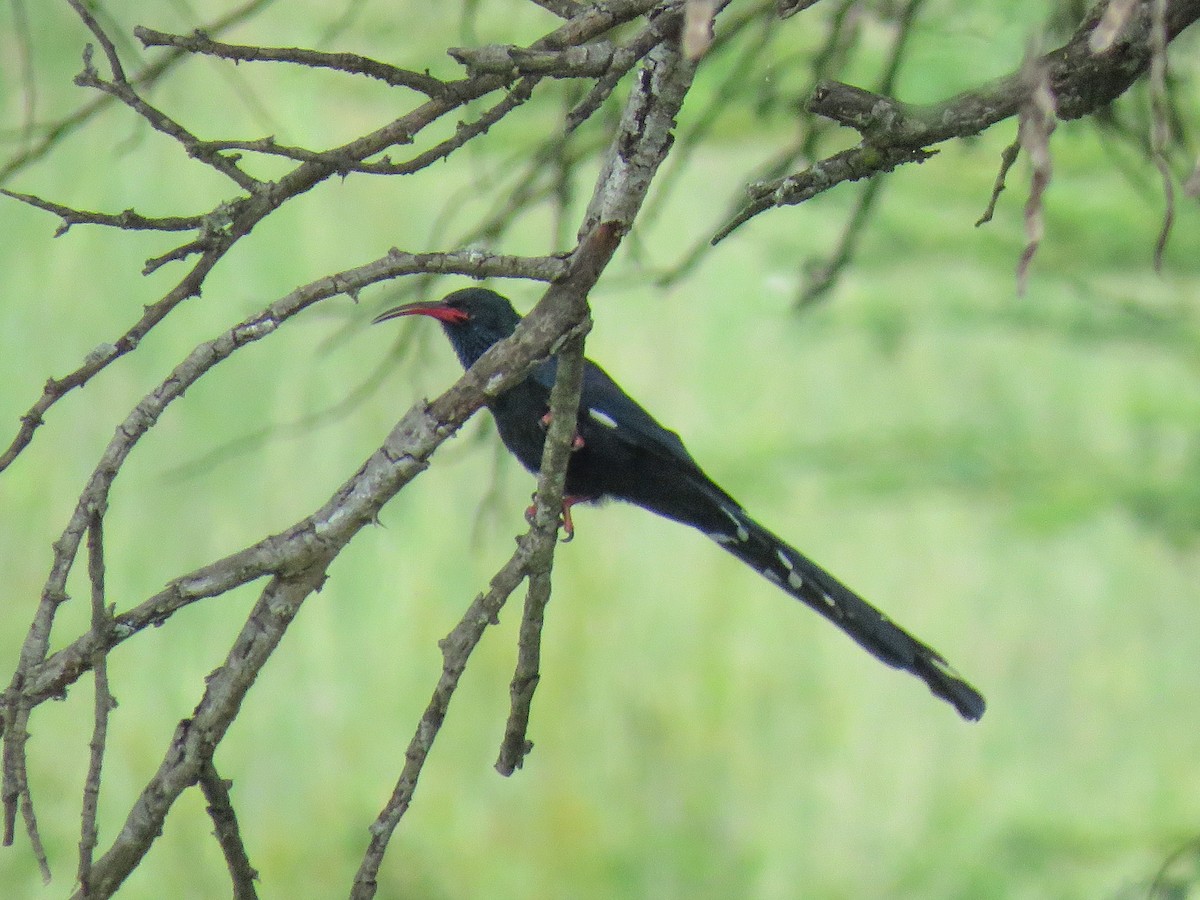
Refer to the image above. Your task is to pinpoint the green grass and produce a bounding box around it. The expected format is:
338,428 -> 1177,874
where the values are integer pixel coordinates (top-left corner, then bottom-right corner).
2,3 -> 1200,897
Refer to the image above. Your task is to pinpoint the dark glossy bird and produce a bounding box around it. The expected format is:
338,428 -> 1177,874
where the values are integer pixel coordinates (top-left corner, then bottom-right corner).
374,287 -> 984,720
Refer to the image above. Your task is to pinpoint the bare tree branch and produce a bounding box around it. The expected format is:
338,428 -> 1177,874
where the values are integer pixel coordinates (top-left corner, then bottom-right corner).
352,222 -> 623,899
5,247 -> 567,709
0,188 -> 205,235
1,0 -> 1195,893
134,27 -> 449,96
496,334 -> 588,776
715,0 -> 1200,242
797,0 -> 928,305
77,513 -> 115,892
976,138 -> 1022,226
0,0 -> 667,478
67,1 -> 261,192
449,41 -> 626,77
198,760 -> 259,900
1016,53 -> 1058,293
78,568 -> 326,898
0,0 -> 278,186
354,31 -> 694,895
350,526 -> 540,900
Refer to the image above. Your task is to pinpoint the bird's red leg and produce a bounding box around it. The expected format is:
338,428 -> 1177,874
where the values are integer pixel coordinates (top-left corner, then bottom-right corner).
539,411 -> 585,450
524,494 -> 587,541
559,496 -> 584,542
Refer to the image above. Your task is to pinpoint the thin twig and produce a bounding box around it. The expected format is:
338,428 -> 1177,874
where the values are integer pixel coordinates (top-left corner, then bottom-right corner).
565,6 -> 684,133
797,0 -> 929,305
712,143 -> 935,244
0,245 -> 226,476
1148,0 -> 1175,269
496,334 -> 588,775
77,570 -> 327,898
1016,53 -> 1056,294
65,0 -> 260,193
715,0 -> 1200,242
65,0 -> 129,84
78,511 -> 116,892
362,77 -> 542,175
134,27 -> 448,96
352,223 -> 623,900
198,760 -> 259,900
1,188 -> 206,235
71,67 -> 261,193
3,246 -> 569,707
976,137 -> 1022,226
1,0 -> 278,185
350,538 -> 537,900
0,0 -> 664,478
351,45 -> 688,891
657,0 -> 861,283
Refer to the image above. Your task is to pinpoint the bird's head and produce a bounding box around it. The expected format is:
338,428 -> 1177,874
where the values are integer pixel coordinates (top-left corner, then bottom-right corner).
373,287 -> 523,368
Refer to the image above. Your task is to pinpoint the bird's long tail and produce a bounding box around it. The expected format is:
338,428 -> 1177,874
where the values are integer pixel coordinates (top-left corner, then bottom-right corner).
701,497 -> 985,720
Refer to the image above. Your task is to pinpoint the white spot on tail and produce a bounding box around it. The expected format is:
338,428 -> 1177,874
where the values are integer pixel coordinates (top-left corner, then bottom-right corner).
721,505 -> 750,542
588,408 -> 619,429
929,655 -> 961,680
708,532 -> 736,545
787,571 -> 804,591
763,568 -> 782,584
776,549 -> 794,571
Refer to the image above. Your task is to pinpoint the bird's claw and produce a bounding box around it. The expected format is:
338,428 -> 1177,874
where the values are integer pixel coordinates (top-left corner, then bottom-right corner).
539,411 -> 584,450
525,495 -> 580,542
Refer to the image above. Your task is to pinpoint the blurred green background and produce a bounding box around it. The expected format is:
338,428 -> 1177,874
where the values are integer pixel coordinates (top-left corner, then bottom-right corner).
2,1 -> 1199,897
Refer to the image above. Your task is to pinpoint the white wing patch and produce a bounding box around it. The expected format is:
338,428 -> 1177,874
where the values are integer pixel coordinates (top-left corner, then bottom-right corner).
588,408 -> 619,429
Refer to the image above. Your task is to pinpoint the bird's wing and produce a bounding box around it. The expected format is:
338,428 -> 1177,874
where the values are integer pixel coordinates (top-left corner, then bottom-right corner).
532,357 -> 707,470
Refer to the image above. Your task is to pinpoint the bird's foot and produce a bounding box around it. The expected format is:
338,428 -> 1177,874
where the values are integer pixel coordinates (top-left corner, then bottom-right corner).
538,411 -> 585,450
560,496 -> 581,541
524,494 -> 585,542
